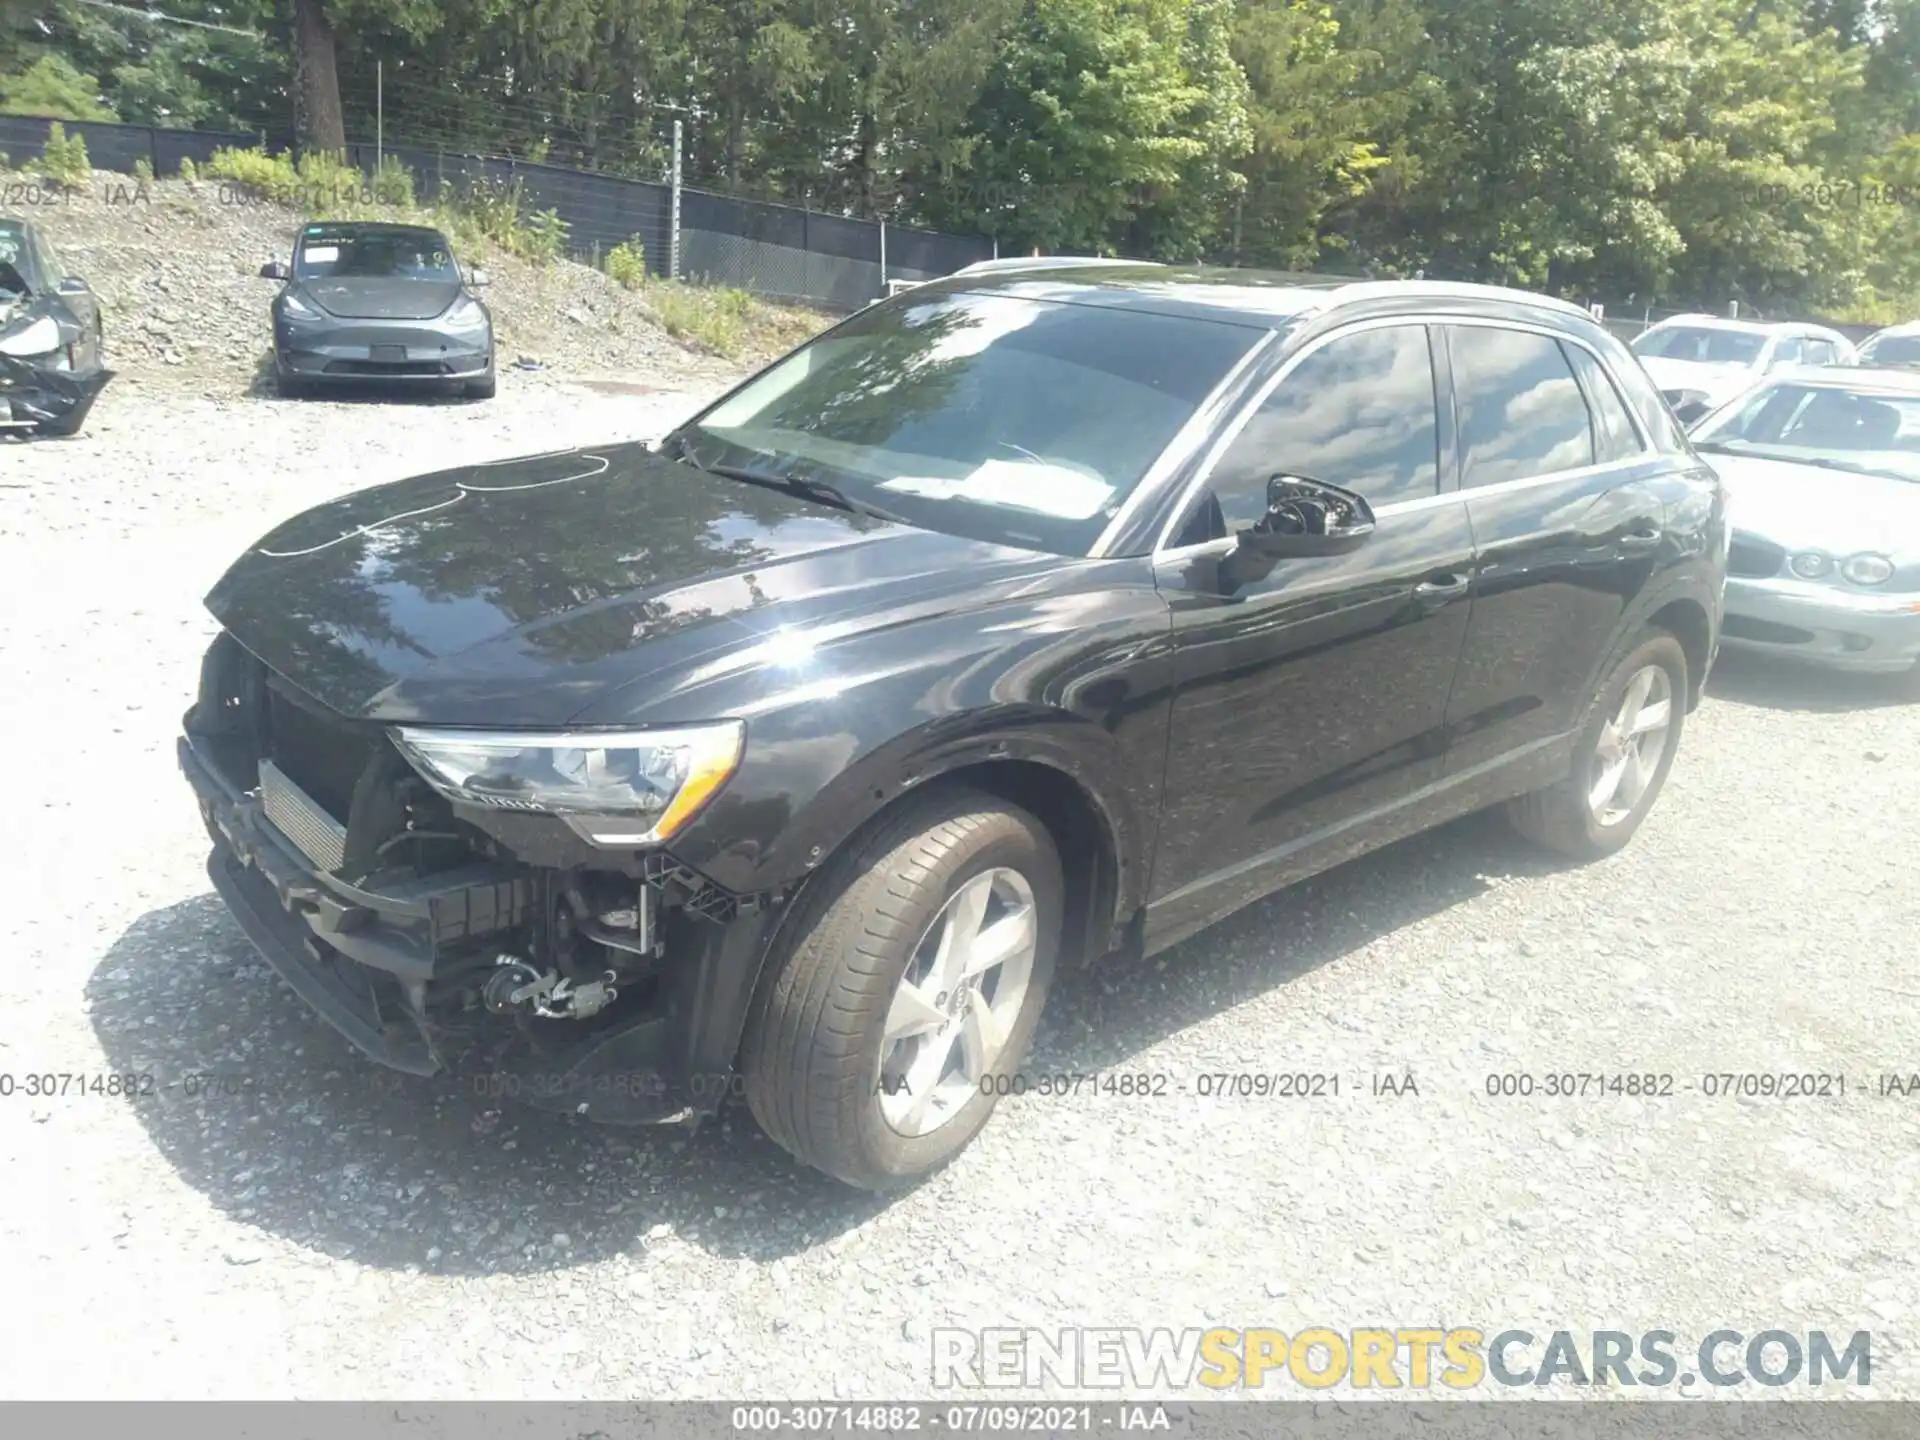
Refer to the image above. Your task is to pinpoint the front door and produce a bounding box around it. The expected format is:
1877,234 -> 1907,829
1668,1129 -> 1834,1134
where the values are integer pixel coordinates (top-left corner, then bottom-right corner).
1146,321 -> 1476,951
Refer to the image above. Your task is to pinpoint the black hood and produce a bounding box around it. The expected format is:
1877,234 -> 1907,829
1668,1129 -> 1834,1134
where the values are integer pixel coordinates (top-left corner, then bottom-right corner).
206,443 -> 1051,727
300,277 -> 463,321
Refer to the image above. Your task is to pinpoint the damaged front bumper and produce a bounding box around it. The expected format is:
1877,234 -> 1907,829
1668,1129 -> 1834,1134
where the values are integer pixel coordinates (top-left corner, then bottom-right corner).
0,353 -> 112,436
178,721 -> 784,1125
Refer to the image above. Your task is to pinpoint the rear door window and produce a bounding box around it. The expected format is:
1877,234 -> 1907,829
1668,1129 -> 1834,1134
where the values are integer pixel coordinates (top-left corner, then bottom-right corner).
1447,327 -> 1596,487
1564,344 -> 1646,463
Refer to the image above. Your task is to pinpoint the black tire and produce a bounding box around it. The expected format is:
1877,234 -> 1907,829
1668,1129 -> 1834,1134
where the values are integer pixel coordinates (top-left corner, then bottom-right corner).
740,788 -> 1065,1190
276,371 -> 314,399
1507,629 -> 1689,860
465,367 -> 497,400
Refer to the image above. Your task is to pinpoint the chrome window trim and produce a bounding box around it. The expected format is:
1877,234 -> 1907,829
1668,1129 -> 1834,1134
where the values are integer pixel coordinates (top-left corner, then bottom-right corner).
1149,311 -> 1660,557
1151,456 -> 1652,565
1085,328 -> 1281,560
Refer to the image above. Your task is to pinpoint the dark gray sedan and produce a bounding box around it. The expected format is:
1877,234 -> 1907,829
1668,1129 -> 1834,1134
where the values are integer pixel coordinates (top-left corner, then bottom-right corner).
261,221 -> 495,400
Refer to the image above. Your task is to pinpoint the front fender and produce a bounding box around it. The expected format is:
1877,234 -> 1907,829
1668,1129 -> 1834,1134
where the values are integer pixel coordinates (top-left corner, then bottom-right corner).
753,703 -> 1148,910
657,564 -> 1177,926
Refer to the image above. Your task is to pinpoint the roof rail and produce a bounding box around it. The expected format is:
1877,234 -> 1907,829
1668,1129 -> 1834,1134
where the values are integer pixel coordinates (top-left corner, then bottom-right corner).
951,255 -> 1163,276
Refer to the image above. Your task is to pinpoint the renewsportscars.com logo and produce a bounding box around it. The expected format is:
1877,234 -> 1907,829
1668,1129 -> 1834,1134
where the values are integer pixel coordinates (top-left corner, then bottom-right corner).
931,1327 -> 1873,1392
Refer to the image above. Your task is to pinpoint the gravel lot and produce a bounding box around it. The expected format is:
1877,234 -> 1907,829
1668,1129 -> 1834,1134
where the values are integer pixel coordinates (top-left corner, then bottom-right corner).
2,372 -> 1918,1403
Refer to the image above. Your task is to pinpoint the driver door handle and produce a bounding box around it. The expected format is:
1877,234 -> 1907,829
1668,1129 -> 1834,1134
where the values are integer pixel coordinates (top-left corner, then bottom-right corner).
1413,572 -> 1471,607
1619,525 -> 1664,553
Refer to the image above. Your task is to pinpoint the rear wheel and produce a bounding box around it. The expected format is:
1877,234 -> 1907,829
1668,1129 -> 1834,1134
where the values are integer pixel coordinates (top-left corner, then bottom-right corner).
1507,630 -> 1688,860
465,366 -> 496,400
740,789 -> 1063,1190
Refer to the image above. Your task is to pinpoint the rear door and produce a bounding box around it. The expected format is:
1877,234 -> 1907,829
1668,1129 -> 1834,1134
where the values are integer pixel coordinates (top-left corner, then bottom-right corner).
1145,321 -> 1476,949
1440,321 -> 1679,779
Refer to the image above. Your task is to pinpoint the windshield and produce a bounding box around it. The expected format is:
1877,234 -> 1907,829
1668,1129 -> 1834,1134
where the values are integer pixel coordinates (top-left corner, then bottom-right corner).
294,227 -> 460,282
1859,333 -> 1920,371
1632,326 -> 1767,366
1691,381 -> 1920,483
676,291 -> 1264,554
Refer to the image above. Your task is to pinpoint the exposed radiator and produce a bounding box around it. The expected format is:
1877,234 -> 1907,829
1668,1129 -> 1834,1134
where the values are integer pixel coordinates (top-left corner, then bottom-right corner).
259,759 -> 349,873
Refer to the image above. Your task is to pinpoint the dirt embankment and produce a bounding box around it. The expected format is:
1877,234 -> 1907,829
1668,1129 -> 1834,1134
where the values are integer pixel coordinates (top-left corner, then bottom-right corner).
9,169 -> 822,393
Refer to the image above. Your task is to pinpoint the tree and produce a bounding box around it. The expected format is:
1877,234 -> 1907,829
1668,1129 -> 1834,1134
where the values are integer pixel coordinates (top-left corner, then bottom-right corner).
0,53 -> 116,119
923,0 -> 1238,254
291,0 -> 345,150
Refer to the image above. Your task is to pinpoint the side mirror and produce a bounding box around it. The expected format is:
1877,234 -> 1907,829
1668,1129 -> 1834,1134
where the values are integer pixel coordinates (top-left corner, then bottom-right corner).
259,260 -> 292,281
1220,474 -> 1375,588
56,277 -> 90,296
468,267 -> 491,288
1673,398 -> 1711,427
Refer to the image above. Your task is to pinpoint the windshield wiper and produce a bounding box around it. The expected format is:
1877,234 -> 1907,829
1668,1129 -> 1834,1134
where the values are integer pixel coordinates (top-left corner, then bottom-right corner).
665,437 -> 911,525
776,473 -> 915,527
1795,455 -> 1883,476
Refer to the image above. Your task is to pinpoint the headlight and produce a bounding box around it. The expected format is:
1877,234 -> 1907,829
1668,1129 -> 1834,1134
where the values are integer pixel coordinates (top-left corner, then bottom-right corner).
1788,551 -> 1833,580
441,295 -> 490,331
0,316 -> 61,357
280,292 -> 323,322
391,722 -> 744,847
1841,553 -> 1894,586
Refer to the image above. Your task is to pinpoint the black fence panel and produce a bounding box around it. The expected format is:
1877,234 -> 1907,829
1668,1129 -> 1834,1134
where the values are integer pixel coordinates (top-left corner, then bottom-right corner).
806,210 -> 878,265
886,222 -> 993,279
681,189 -> 809,251
154,128 -> 268,172
1,114 -> 992,308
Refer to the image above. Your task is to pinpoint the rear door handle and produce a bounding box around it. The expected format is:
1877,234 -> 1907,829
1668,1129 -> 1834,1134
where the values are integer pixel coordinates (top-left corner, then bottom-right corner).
1413,573 -> 1471,607
1620,525 -> 1663,552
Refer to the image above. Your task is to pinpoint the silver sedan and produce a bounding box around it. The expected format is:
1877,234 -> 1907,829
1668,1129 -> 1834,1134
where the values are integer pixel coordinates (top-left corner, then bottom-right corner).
1688,366 -> 1920,681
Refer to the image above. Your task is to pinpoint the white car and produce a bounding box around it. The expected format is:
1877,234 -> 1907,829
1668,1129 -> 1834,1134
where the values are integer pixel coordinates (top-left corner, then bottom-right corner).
1857,320 -> 1920,373
1630,315 -> 1856,423
1687,366 -> 1920,682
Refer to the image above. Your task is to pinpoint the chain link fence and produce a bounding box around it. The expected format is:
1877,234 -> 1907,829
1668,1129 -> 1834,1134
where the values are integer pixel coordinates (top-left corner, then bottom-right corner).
0,115 -> 993,312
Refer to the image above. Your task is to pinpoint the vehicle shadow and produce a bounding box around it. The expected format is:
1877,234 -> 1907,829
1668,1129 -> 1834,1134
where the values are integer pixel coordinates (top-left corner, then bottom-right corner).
87,808 -> 1550,1277
1705,648 -> 1913,713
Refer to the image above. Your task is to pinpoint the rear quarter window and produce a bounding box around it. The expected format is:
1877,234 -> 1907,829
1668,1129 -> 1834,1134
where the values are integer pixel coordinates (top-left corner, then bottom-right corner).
1602,333 -> 1693,452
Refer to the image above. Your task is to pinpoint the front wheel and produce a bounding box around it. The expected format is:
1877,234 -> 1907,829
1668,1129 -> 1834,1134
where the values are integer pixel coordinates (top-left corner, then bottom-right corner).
1507,629 -> 1689,860
740,789 -> 1064,1190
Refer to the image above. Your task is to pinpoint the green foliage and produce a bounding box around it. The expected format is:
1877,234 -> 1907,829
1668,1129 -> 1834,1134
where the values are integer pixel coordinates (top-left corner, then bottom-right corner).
449,174 -> 569,263
369,154 -> 414,206
645,280 -> 756,356
0,52 -> 114,120
6,0 -> 1917,315
200,144 -> 570,266
37,120 -> 92,188
177,156 -> 198,182
132,155 -> 153,183
605,238 -> 648,289
207,145 -> 370,211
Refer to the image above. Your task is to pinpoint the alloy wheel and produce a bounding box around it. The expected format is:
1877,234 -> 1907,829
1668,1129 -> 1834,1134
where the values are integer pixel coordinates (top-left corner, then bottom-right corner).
1588,664 -> 1674,827
877,866 -> 1037,1137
